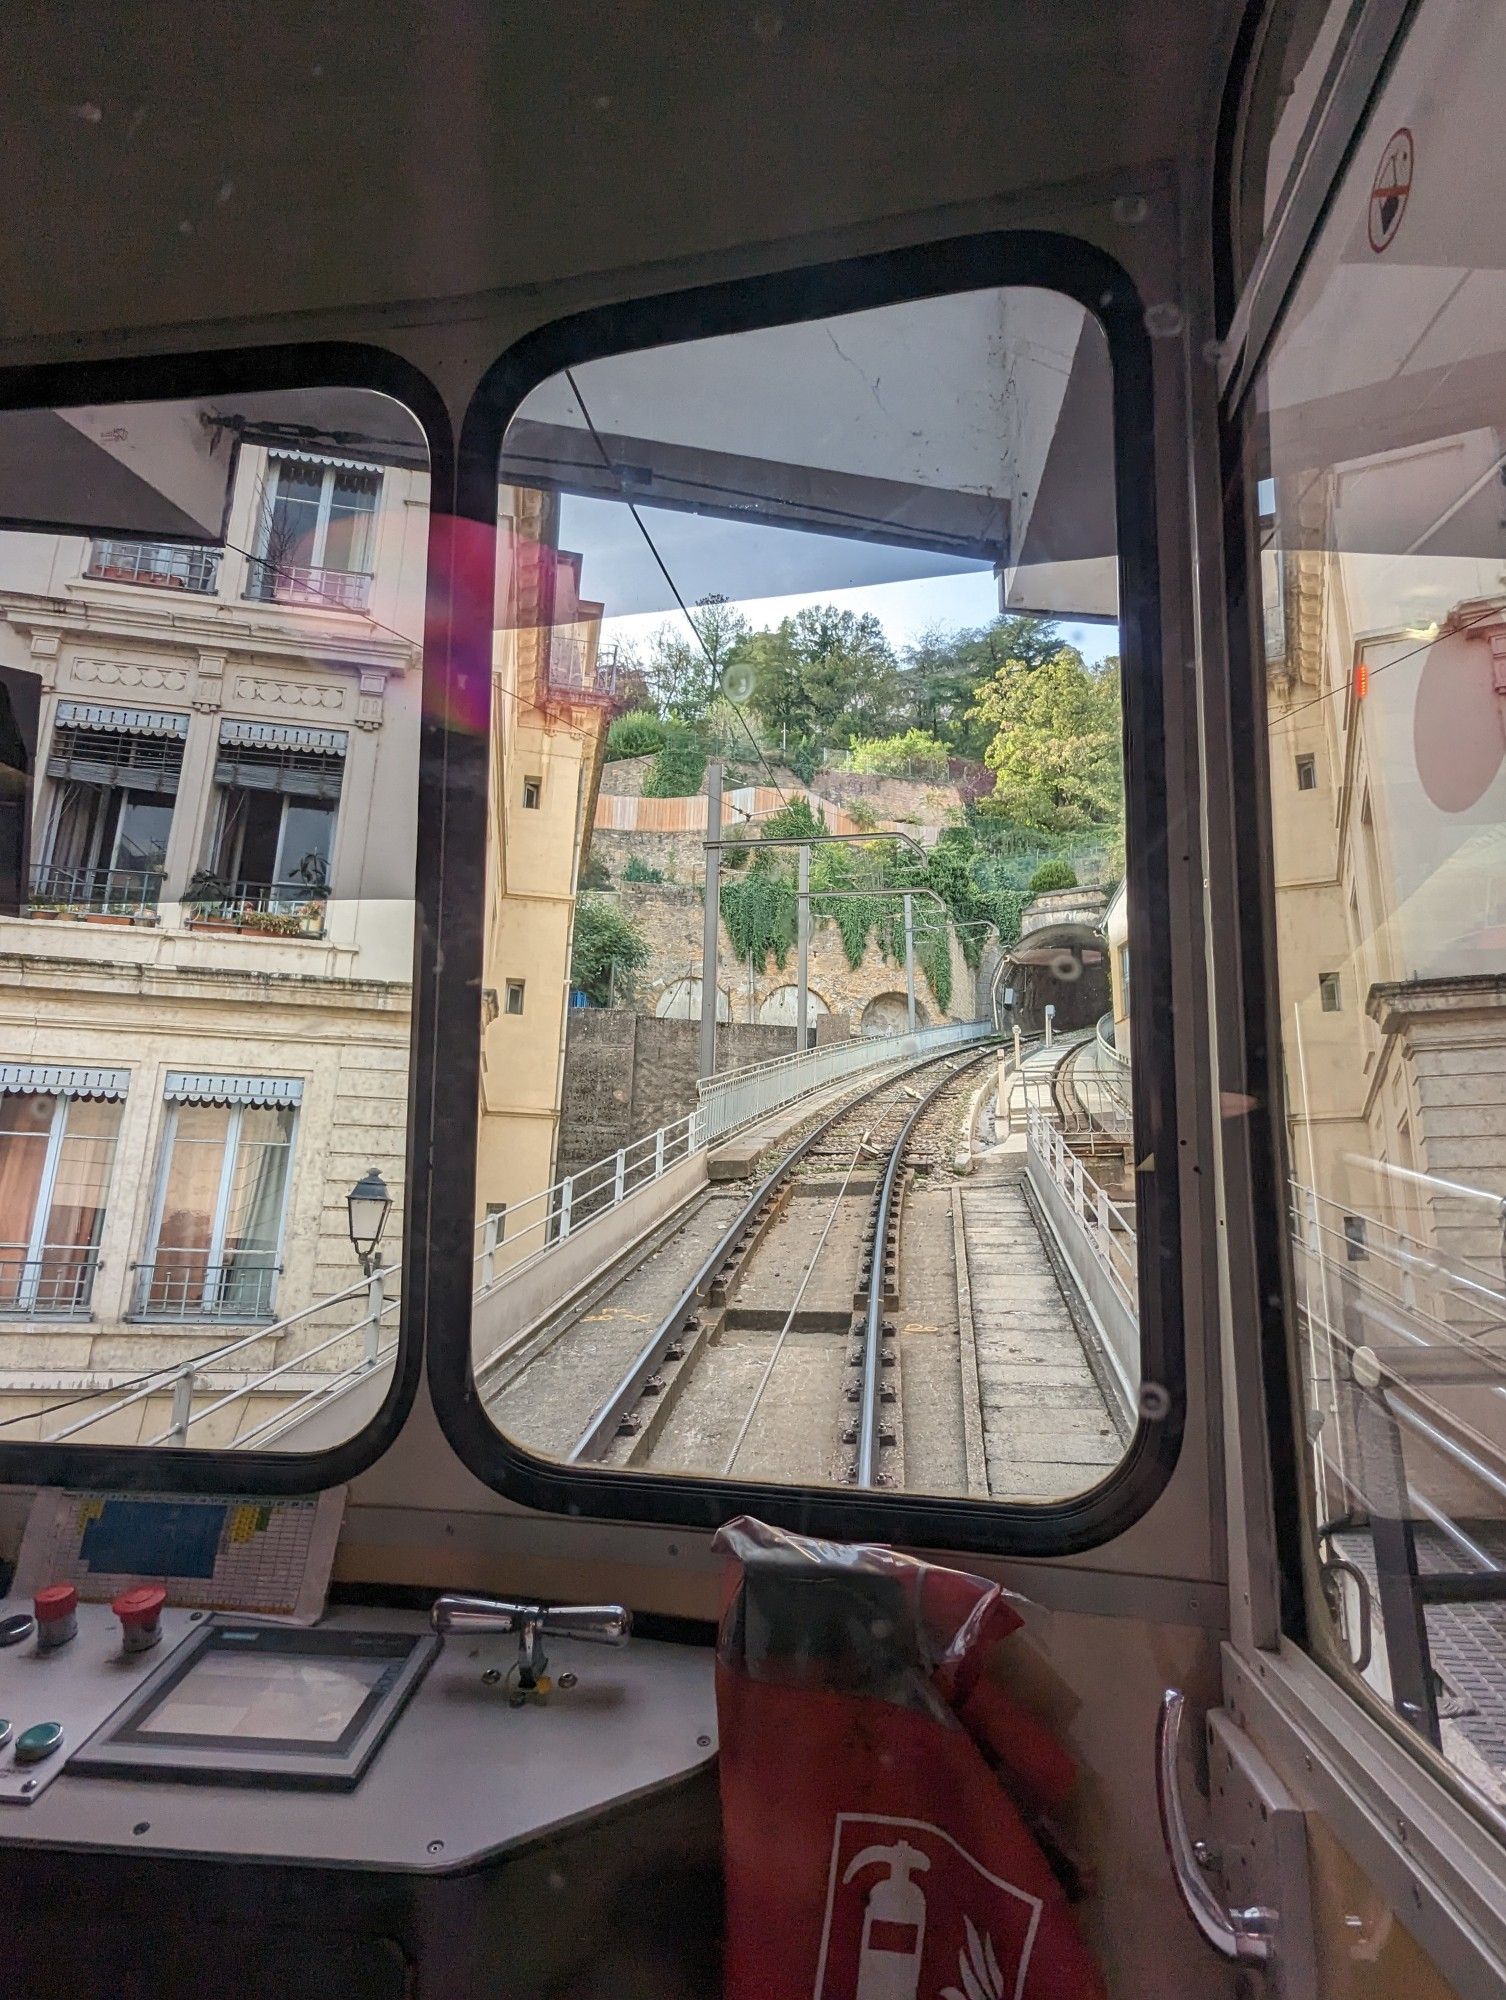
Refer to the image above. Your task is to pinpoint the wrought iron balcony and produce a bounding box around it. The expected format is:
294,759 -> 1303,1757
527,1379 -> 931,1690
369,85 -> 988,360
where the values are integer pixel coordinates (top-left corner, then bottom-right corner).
130,1257 -> 280,1322
546,633 -> 620,700
87,539 -> 222,593
244,559 -> 372,611
0,1251 -> 101,1317
182,878 -> 328,938
28,863 -> 164,919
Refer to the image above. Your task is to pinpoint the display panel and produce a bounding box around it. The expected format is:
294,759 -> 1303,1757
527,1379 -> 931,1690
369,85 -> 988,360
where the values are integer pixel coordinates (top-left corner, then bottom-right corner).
74,1621 -> 436,1787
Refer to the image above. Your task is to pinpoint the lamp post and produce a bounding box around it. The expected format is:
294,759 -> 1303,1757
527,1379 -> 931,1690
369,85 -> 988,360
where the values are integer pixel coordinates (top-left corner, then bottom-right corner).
346,1167 -> 392,1366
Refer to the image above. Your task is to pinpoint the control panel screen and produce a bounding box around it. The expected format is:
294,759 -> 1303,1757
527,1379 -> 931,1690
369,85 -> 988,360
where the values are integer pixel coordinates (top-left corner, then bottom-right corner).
137,1648 -> 391,1745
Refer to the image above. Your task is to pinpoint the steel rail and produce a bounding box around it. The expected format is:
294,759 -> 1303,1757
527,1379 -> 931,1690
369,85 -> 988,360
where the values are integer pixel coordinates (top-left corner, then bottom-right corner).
567,1041 -> 996,1464
853,1054 -> 991,1485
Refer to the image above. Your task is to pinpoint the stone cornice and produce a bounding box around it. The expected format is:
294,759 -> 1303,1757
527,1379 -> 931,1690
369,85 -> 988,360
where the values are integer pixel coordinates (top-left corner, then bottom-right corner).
0,588 -> 415,675
1368,974 -> 1506,1031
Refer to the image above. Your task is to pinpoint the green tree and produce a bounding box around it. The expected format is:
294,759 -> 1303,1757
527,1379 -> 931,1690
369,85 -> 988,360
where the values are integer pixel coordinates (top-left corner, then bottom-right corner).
744,605 -> 899,752
570,896 -> 649,1005
970,646 -> 1123,832
897,615 -> 1067,755
641,593 -> 751,721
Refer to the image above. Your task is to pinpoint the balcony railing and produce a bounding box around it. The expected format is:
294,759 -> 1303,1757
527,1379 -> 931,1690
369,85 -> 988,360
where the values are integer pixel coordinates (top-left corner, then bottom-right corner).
183,880 -> 328,938
0,1252 -> 101,1317
547,634 -> 620,699
29,863 -> 164,919
87,539 -> 222,593
244,559 -> 372,611
130,1257 -> 280,1322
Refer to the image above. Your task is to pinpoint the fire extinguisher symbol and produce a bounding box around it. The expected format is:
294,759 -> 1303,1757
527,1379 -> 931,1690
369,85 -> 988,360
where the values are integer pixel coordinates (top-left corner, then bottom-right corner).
841,1840 -> 932,2000
815,1815 -> 1042,2000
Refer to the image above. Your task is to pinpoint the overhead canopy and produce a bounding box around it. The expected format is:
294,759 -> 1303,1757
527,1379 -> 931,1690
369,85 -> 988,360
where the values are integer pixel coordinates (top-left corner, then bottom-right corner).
503,285 -> 1120,621
0,388 -> 427,545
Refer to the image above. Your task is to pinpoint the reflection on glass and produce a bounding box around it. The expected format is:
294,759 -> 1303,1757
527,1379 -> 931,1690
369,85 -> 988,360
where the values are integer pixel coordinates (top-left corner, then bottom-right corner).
0,387 -> 425,1449
1258,0 -> 1506,1815
473,284 -> 1137,1504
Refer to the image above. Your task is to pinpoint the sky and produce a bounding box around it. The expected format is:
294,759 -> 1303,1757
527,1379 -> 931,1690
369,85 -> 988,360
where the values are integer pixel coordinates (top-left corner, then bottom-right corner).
600,566 -> 1120,666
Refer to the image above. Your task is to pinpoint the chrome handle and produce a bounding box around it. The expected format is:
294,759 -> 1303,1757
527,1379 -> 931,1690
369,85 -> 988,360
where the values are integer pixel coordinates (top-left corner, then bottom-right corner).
1156,1691 -> 1276,1966
431,1595 -> 631,1645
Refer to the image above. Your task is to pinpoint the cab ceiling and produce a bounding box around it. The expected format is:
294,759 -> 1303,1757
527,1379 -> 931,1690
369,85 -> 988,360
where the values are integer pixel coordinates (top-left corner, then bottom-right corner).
3,0 -> 1240,349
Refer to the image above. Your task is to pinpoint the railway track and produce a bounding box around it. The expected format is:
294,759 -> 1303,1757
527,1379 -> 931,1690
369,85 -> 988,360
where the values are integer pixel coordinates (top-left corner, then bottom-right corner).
485,1042 -> 1000,1487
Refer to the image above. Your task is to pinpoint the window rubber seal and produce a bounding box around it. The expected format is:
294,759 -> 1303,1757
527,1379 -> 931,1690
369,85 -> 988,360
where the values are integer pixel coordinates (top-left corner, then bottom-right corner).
425,228 -> 1189,1557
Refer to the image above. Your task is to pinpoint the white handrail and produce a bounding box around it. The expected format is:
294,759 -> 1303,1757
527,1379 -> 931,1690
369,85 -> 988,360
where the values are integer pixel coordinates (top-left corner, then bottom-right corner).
1025,1106 -> 1137,1312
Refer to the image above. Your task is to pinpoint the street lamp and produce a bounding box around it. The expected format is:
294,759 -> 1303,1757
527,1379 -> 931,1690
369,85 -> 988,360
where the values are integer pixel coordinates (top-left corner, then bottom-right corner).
346,1166 -> 392,1274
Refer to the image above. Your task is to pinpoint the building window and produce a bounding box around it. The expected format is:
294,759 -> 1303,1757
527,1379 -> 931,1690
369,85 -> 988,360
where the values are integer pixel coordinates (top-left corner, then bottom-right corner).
0,1070 -> 126,1316
136,1077 -> 300,1321
504,980 -> 526,1016
1118,944 -> 1131,1015
246,456 -> 380,611
1318,971 -> 1341,1012
198,721 -> 347,933
522,776 -> 542,810
1295,753 -> 1316,790
36,702 -> 187,916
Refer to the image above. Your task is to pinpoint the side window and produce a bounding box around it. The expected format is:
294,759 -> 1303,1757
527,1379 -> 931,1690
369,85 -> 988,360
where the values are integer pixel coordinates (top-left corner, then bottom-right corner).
1249,0 -> 1506,1811
466,275 -> 1163,1522
0,385 -> 426,1457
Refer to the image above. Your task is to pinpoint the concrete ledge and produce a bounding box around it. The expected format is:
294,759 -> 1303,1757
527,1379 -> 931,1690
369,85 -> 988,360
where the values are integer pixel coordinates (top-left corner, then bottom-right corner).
1025,1146 -> 1137,1428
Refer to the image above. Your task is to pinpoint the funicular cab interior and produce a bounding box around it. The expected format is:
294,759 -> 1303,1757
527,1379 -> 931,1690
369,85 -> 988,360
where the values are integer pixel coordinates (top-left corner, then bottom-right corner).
2,4 -> 1506,1996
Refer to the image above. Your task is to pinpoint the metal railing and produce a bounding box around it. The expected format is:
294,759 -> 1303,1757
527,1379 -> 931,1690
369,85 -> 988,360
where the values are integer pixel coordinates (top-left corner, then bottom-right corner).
28,1021 -> 992,1447
698,1020 -> 992,1145
183,881 -> 328,938
29,863 -> 164,918
244,559 -> 372,611
87,539 -> 222,593
547,633 -> 619,698
1026,1106 -> 1137,1313
129,1258 -> 280,1323
0,1252 -> 100,1317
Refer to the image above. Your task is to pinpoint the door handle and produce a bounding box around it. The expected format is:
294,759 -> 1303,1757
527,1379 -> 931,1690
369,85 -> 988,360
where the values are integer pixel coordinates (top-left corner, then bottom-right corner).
1157,1690 -> 1277,1966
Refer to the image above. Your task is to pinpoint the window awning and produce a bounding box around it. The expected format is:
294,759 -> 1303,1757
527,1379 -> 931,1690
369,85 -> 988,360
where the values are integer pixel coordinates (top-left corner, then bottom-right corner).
218,720 -> 347,755
270,448 -> 382,478
164,1072 -> 303,1108
1,1063 -> 129,1099
55,701 -> 188,738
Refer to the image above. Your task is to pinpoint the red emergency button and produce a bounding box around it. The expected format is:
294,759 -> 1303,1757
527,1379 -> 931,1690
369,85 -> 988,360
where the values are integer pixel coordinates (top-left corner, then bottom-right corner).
33,1584 -> 78,1650
112,1585 -> 166,1654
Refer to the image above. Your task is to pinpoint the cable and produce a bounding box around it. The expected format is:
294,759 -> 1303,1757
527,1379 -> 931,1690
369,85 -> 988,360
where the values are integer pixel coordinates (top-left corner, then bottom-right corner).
562,368 -> 789,805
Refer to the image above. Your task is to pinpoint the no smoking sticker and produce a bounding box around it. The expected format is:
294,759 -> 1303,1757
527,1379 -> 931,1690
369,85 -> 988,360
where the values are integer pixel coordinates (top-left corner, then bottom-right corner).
1368,127 -> 1413,253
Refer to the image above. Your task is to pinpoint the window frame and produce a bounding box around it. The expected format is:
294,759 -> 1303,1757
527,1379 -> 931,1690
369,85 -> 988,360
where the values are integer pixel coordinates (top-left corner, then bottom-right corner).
256,455 -> 382,578
425,230 -> 1189,1557
0,1087 -> 122,1317
136,1095 -> 298,1325
0,340 -> 449,1495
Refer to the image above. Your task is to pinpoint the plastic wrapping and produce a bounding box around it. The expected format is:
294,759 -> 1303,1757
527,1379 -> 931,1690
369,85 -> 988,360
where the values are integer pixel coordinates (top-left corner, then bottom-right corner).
712,1517 -> 1105,2000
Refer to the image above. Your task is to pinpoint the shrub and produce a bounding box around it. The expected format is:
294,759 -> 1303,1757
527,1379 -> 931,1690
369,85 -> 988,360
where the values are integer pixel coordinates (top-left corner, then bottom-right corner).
570,895 -> 649,1005
623,855 -> 664,884
1028,857 -> 1079,894
579,853 -> 611,890
643,725 -> 708,798
606,710 -> 666,760
845,798 -> 879,831
848,729 -> 950,780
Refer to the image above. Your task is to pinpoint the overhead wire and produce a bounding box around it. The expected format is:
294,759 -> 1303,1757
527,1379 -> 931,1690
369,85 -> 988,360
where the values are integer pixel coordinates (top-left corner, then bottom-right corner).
562,367 -> 790,806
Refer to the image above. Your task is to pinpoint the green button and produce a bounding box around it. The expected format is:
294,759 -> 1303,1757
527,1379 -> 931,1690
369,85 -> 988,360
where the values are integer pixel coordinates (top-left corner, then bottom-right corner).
15,1721 -> 63,1764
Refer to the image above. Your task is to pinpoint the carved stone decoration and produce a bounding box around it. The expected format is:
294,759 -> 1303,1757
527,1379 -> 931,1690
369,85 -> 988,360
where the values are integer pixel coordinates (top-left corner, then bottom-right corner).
231,676 -> 347,711
355,667 -> 387,731
72,658 -> 189,693
27,631 -> 60,689
193,650 -> 228,713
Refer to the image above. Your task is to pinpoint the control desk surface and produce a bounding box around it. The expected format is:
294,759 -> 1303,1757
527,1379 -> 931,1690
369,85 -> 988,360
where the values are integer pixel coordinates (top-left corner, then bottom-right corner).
0,1601 -> 716,1872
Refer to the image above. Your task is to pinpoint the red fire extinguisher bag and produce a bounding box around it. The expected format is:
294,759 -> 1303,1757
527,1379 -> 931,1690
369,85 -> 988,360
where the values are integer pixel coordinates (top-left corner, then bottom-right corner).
712,1518 -> 1106,2000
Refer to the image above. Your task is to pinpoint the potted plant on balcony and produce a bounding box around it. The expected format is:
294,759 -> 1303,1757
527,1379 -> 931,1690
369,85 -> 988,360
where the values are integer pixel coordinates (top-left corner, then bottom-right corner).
183,866 -> 236,930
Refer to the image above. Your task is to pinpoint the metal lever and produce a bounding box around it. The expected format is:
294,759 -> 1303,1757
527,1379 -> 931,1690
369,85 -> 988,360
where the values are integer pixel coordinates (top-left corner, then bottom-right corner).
1156,1690 -> 1277,1966
431,1594 -> 631,1688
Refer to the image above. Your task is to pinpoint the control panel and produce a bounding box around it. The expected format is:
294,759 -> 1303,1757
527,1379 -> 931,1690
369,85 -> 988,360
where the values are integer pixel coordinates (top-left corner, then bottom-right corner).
0,1596 -> 201,1803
